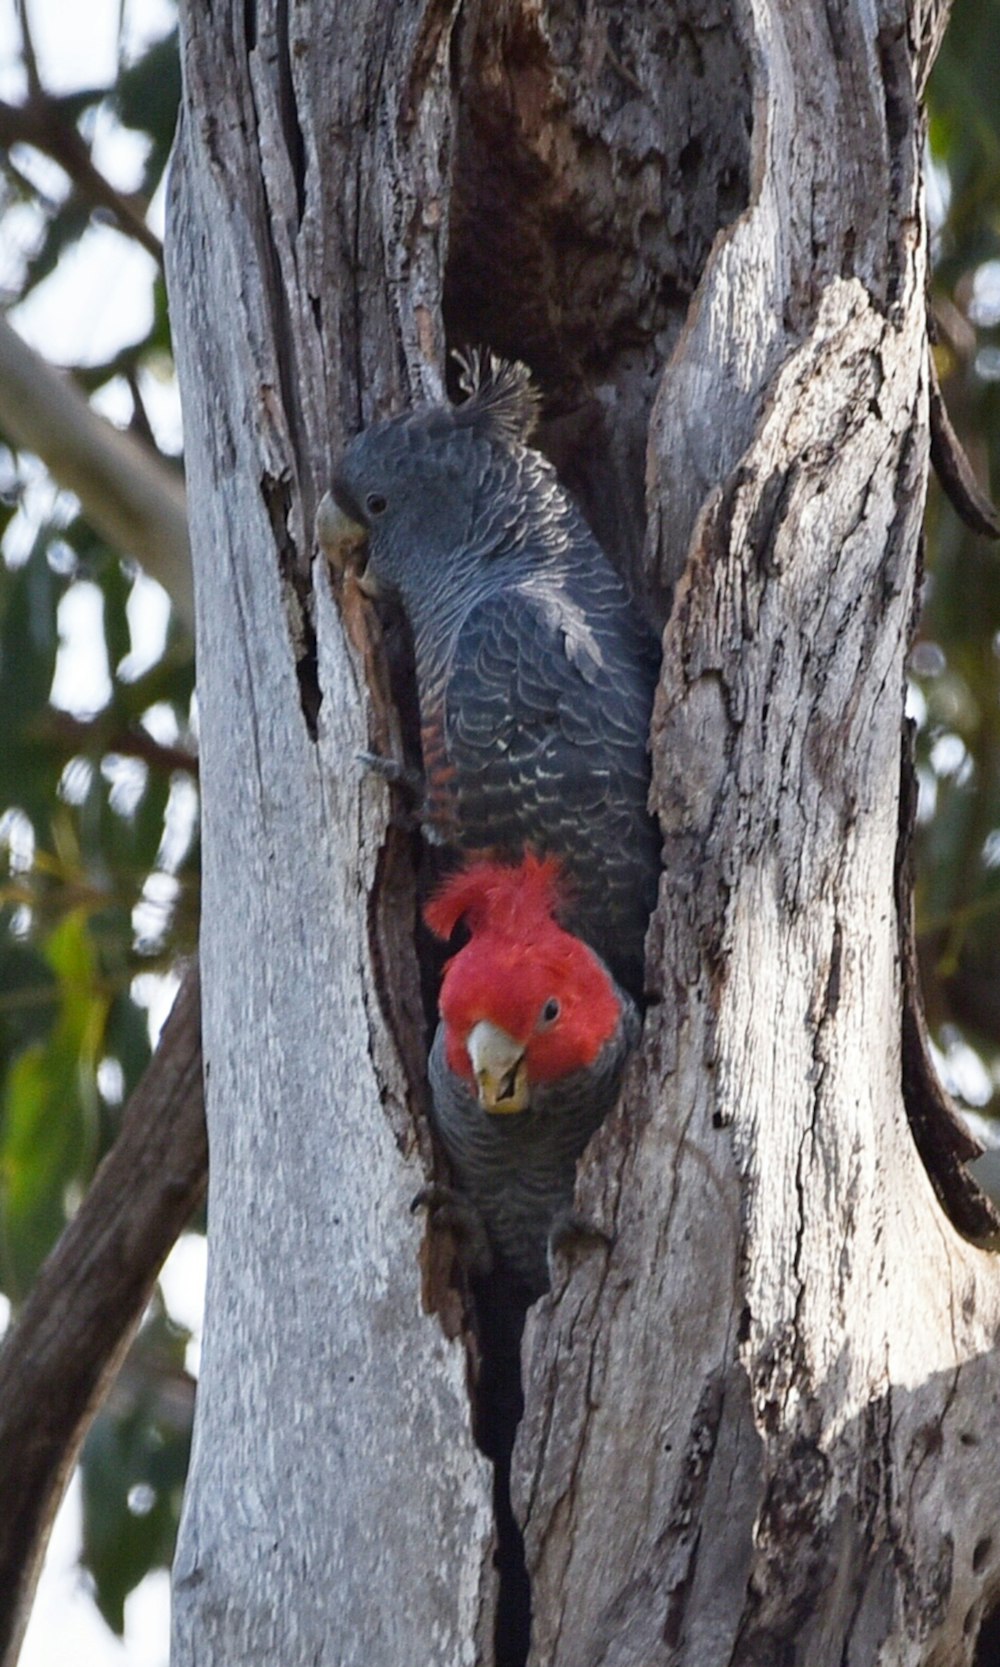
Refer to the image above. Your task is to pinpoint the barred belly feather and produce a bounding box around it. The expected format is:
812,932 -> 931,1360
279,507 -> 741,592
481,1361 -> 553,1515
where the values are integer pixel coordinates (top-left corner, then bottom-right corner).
428,1005 -> 636,1297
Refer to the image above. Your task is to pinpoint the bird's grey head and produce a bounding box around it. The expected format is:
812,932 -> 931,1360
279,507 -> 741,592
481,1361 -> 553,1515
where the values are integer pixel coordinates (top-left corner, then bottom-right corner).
317,357 -> 546,610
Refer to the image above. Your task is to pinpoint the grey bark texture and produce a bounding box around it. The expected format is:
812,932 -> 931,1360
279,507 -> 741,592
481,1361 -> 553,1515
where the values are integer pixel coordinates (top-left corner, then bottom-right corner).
166,2 -> 1000,1665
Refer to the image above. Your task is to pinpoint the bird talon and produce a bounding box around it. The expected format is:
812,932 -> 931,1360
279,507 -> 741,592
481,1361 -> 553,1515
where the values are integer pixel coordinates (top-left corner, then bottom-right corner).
412,1183 -> 493,1274
411,1182 -> 452,1215
547,1210 -> 614,1285
357,749 -> 425,802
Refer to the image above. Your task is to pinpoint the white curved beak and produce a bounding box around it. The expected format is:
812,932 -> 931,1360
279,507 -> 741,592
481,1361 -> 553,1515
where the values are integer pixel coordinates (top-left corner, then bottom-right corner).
466,1019 -> 529,1114
316,492 -> 378,592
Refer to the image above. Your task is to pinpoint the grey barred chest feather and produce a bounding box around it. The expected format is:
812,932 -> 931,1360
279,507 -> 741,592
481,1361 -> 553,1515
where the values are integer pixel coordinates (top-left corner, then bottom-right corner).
427,1007 -> 636,1294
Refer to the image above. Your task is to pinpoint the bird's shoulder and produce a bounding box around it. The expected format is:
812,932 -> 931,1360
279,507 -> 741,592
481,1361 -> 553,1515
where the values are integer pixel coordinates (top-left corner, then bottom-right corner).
444,552 -> 655,706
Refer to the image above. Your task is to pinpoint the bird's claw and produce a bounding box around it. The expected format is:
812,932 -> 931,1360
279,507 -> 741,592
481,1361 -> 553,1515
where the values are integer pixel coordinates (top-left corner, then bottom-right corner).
357,750 -> 430,832
546,1209 -> 613,1287
411,1182 -> 447,1216
357,749 -> 425,801
412,1184 -> 493,1276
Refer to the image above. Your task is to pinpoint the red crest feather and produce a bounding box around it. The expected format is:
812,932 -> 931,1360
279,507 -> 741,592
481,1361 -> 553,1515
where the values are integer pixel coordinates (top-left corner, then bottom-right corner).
425,854 -> 621,1086
424,852 -> 565,942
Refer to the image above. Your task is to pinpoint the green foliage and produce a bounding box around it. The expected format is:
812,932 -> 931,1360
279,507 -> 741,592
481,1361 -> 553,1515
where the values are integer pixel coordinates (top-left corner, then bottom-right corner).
0,0 -> 196,1632
1,909 -> 105,1297
928,4 -> 1000,269
917,0 -> 1000,1103
0,528 -> 197,1618
0,534 -> 61,834
81,1297 -> 193,1635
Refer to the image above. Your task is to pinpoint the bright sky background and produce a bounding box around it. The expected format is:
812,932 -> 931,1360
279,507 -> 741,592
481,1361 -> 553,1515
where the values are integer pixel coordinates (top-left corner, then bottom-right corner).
1,3 -> 199,1663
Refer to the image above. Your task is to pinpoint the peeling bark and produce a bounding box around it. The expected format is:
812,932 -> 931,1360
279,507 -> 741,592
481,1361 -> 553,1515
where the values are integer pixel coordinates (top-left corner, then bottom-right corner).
167,1 -> 1000,1664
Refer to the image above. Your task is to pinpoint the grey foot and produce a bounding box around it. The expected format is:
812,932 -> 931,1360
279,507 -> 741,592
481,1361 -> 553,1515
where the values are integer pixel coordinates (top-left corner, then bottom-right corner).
546,1209 -> 613,1288
357,750 -> 429,831
412,1184 -> 493,1278
357,749 -> 426,802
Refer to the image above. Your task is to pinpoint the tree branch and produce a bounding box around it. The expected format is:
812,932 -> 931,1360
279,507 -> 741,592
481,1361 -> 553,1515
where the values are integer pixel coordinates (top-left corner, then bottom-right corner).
0,91 -> 163,263
0,314 -> 193,630
0,962 -> 207,1667
39,709 -> 199,778
928,346 -> 1000,540
896,723 -> 1000,1244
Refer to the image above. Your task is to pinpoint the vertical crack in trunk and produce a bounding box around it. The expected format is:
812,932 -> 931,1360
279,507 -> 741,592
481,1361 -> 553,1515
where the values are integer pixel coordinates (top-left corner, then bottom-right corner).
261,471 -> 321,738
416,8 -> 754,1654
470,1280 -> 533,1667
248,1 -> 322,736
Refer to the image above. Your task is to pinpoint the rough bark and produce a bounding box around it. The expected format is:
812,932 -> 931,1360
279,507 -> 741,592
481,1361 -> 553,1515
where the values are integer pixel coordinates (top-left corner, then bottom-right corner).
167,2 -> 1000,1665
0,964 -> 204,1667
166,10 -> 491,1660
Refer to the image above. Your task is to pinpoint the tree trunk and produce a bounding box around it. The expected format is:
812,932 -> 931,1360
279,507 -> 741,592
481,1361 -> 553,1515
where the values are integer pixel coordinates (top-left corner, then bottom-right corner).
166,2 -> 1000,1664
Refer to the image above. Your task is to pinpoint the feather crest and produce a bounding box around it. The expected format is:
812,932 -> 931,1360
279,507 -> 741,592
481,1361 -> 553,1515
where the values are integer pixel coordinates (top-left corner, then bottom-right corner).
425,852 -> 564,941
450,348 -> 541,446
430,853 -> 623,1085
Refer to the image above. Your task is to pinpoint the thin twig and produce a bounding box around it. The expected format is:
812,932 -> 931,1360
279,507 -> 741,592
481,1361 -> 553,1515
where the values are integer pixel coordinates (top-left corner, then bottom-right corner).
14,0 -> 41,98
928,344 -> 1000,541
39,709 -> 200,778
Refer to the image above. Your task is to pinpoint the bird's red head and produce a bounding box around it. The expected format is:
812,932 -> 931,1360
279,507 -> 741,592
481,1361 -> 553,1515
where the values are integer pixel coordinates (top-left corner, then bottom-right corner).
425,854 -> 622,1107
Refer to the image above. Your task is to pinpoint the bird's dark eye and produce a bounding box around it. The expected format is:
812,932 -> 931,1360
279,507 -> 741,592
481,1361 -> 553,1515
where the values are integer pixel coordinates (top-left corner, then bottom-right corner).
365,492 -> 387,516
541,998 -> 560,1026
